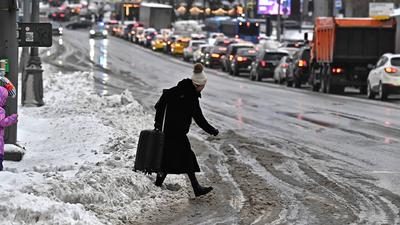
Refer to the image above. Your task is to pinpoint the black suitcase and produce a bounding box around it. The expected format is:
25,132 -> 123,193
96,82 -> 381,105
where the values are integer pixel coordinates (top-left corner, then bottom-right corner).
134,129 -> 165,173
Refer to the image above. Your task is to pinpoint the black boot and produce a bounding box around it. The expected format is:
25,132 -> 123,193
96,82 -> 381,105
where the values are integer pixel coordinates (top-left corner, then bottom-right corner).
155,172 -> 167,187
187,173 -> 213,197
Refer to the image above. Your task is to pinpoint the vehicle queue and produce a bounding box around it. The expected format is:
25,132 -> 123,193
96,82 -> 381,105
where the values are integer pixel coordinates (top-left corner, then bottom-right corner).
59,15 -> 400,102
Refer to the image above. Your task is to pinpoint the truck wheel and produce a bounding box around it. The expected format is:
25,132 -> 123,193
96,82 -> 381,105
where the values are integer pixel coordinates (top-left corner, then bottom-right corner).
367,82 -> 375,99
379,82 -> 388,101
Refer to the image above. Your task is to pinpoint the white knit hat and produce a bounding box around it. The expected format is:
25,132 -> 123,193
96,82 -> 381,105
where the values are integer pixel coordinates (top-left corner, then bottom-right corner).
191,63 -> 207,86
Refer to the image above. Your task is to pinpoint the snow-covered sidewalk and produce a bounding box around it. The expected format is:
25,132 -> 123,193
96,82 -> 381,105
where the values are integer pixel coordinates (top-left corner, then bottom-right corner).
0,66 -> 189,225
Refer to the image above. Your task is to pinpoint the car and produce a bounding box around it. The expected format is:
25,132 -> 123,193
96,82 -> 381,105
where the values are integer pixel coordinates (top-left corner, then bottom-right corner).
286,46 -> 311,87
204,45 -> 227,68
367,53 -> 400,100
51,22 -> 63,36
65,19 -> 92,30
142,28 -> 158,47
193,44 -> 212,63
134,27 -> 145,44
273,56 -> 292,84
221,43 -> 254,73
49,10 -> 70,21
231,48 -> 257,76
89,25 -> 108,39
249,50 -> 289,81
151,35 -> 166,51
163,35 -> 178,54
183,40 -> 208,62
128,23 -> 144,42
171,37 -> 190,55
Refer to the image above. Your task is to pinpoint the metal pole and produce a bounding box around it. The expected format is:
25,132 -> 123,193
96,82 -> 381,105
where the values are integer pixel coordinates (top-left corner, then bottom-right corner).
20,0 -> 30,98
121,0 -> 125,25
277,0 -> 281,42
25,0 -> 44,106
0,0 -> 19,144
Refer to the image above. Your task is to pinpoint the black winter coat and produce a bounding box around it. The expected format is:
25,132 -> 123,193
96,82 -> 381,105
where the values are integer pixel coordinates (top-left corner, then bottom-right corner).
154,79 -> 216,174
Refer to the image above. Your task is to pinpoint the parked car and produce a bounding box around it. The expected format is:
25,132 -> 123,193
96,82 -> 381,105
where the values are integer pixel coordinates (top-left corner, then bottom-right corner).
231,48 -> 257,76
65,19 -> 92,30
204,45 -> 227,68
367,53 -> 400,100
273,56 -> 292,84
286,46 -> 311,87
89,25 -> 108,39
183,40 -> 208,61
193,44 -> 212,63
221,43 -> 254,73
249,50 -> 289,81
51,22 -> 63,36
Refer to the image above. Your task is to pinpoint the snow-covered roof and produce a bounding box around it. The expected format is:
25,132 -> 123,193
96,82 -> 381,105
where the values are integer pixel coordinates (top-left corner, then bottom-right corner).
141,2 -> 173,9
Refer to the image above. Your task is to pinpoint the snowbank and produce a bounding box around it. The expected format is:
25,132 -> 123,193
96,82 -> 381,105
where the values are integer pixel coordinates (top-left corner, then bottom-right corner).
0,67 -> 188,224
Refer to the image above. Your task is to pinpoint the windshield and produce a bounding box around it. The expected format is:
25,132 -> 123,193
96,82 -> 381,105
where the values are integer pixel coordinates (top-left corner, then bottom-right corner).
391,58 -> 400,66
264,52 -> 288,60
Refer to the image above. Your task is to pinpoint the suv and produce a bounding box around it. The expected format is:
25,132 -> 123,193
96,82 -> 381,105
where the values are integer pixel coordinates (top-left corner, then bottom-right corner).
221,43 -> 254,73
250,50 -> 289,81
231,48 -> 257,76
287,47 -> 311,87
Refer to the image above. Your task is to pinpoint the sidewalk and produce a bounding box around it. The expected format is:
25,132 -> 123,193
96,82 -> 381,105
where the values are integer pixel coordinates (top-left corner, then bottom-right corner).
0,65 -> 188,225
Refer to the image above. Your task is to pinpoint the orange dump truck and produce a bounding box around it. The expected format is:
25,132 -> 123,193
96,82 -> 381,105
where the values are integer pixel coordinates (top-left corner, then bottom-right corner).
309,17 -> 396,94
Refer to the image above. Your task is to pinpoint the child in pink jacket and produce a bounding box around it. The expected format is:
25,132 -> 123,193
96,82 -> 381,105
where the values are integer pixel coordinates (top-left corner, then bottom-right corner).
0,86 -> 18,171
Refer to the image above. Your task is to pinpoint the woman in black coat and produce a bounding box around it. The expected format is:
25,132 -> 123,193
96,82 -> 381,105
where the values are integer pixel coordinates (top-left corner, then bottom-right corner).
154,63 -> 219,197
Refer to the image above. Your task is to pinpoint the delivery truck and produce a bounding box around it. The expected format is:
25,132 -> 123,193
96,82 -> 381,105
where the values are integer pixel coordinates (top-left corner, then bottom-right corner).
309,17 -> 396,94
139,3 -> 173,30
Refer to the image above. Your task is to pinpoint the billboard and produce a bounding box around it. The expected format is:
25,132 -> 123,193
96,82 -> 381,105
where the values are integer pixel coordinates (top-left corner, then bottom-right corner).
258,0 -> 291,15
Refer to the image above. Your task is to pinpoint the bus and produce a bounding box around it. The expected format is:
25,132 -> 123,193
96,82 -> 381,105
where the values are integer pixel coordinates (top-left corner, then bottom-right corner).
204,16 -> 231,33
220,18 -> 260,43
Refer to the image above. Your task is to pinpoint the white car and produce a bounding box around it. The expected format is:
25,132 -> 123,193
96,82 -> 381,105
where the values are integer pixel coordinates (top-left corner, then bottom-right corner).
183,40 -> 207,62
193,44 -> 211,63
367,53 -> 400,100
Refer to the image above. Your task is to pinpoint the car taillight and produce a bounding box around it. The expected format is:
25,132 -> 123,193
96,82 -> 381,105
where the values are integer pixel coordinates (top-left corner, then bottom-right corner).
60,13 -> 65,17
237,56 -> 247,62
298,60 -> 307,67
332,67 -> 343,74
147,36 -> 151,40
260,60 -> 267,67
282,63 -> 288,68
385,67 -> 398,73
52,13 -> 56,17
211,53 -> 220,58
219,47 -> 227,51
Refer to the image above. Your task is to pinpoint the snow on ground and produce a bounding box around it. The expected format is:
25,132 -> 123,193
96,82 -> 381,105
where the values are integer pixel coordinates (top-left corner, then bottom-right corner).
0,66 -> 189,225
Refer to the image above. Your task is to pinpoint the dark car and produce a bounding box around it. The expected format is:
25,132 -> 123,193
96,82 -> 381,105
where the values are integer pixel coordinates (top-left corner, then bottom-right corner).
51,22 -> 63,36
221,43 -> 254,74
204,46 -> 227,68
249,50 -> 289,81
286,47 -> 311,87
231,48 -> 257,76
89,25 -> 108,39
65,19 -> 92,30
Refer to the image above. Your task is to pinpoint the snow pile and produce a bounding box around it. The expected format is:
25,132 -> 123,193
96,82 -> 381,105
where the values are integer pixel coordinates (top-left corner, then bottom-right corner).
0,69 -> 188,225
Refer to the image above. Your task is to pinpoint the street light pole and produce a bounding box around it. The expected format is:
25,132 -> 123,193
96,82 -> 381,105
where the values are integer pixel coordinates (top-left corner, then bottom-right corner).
0,0 -> 19,144
277,0 -> 281,42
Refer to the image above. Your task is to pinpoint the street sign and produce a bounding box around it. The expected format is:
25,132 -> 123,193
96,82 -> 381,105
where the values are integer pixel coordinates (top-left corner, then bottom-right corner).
18,23 -> 52,47
369,3 -> 394,19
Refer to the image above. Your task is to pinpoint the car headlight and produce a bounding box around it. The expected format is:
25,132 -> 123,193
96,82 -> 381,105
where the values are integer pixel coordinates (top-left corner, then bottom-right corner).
58,27 -> 63,32
102,30 -> 108,35
90,30 -> 95,35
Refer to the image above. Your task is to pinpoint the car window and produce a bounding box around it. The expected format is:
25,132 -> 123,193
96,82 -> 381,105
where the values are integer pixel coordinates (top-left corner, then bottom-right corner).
264,52 -> 288,60
390,57 -> 400,67
232,46 -> 253,55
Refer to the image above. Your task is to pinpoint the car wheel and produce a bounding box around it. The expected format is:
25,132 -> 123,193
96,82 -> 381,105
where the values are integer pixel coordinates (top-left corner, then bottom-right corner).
379,82 -> 388,101
367,81 -> 375,99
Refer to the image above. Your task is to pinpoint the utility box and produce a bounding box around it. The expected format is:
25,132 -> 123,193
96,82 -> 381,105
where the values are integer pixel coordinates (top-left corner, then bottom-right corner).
139,3 -> 173,30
